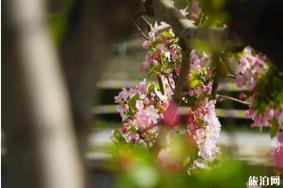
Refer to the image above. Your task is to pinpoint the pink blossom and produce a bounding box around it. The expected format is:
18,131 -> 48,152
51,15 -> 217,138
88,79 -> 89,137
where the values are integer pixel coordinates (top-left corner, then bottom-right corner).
114,88 -> 129,102
189,100 -> 221,162
135,105 -> 159,129
135,100 -> 144,111
236,75 -> 244,87
137,81 -> 147,94
238,92 -> 247,100
235,47 -> 268,90
145,105 -> 160,124
191,0 -> 201,19
265,109 -> 274,120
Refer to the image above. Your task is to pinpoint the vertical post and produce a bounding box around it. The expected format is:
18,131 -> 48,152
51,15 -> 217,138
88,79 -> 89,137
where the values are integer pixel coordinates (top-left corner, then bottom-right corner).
3,0 -> 84,187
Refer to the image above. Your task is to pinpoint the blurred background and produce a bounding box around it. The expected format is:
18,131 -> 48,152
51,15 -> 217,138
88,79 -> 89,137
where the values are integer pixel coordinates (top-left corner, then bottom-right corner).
2,0 -> 282,188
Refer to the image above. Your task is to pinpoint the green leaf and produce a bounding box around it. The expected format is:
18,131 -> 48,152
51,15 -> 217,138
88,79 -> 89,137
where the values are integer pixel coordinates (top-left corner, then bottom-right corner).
147,84 -> 156,94
113,129 -> 125,142
128,94 -> 139,114
129,126 -> 138,133
162,31 -> 174,38
190,79 -> 201,88
188,70 -> 202,89
270,117 -> 279,138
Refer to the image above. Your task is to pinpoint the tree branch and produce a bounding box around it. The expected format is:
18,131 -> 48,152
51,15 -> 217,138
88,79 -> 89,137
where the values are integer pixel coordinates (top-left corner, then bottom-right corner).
144,0 -> 243,51
217,94 -> 250,106
173,41 -> 190,104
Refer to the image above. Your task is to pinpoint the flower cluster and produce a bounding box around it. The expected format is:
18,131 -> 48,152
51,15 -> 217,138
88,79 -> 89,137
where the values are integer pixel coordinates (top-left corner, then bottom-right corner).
247,108 -> 283,129
233,47 -> 283,130
114,22 -> 222,171
111,5 -> 283,177
113,81 -> 169,147
187,50 -> 213,98
235,47 -> 268,90
140,22 -> 181,75
188,99 -> 221,168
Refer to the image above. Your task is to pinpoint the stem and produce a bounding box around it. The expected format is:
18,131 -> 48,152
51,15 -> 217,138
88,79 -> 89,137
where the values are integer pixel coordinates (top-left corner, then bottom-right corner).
217,94 -> 250,106
227,74 -> 236,78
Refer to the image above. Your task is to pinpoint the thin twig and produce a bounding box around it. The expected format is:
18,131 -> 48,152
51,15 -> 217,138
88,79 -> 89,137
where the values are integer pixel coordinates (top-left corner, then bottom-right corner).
217,94 -> 250,106
140,15 -> 153,30
227,74 -> 236,78
134,22 -> 149,40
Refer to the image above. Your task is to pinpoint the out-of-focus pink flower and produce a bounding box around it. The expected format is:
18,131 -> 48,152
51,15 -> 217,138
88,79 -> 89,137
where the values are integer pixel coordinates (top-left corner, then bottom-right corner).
162,102 -> 179,128
191,0 -> 201,20
236,75 -> 244,87
273,133 -> 283,169
265,109 -> 274,120
274,146 -> 283,169
238,92 -> 247,100
145,105 -> 160,124
174,67 -> 180,75
189,100 -> 221,162
139,65 -> 148,73
143,40 -> 149,49
246,109 -> 253,118
235,47 -> 267,90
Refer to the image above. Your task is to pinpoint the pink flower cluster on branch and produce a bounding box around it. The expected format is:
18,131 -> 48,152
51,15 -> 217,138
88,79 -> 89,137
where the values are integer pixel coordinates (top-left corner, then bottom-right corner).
235,47 -> 268,90
112,0 -> 283,175
233,47 -> 283,130
187,50 -> 213,98
188,99 -> 221,168
113,81 -> 169,147
114,21 -> 223,171
140,22 -> 181,75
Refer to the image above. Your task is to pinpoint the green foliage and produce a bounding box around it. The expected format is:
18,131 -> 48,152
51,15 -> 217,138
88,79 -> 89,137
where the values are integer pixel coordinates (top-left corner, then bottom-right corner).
254,66 -> 283,113
128,94 -> 140,114
48,0 -> 75,44
270,117 -> 280,138
110,141 -> 263,188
